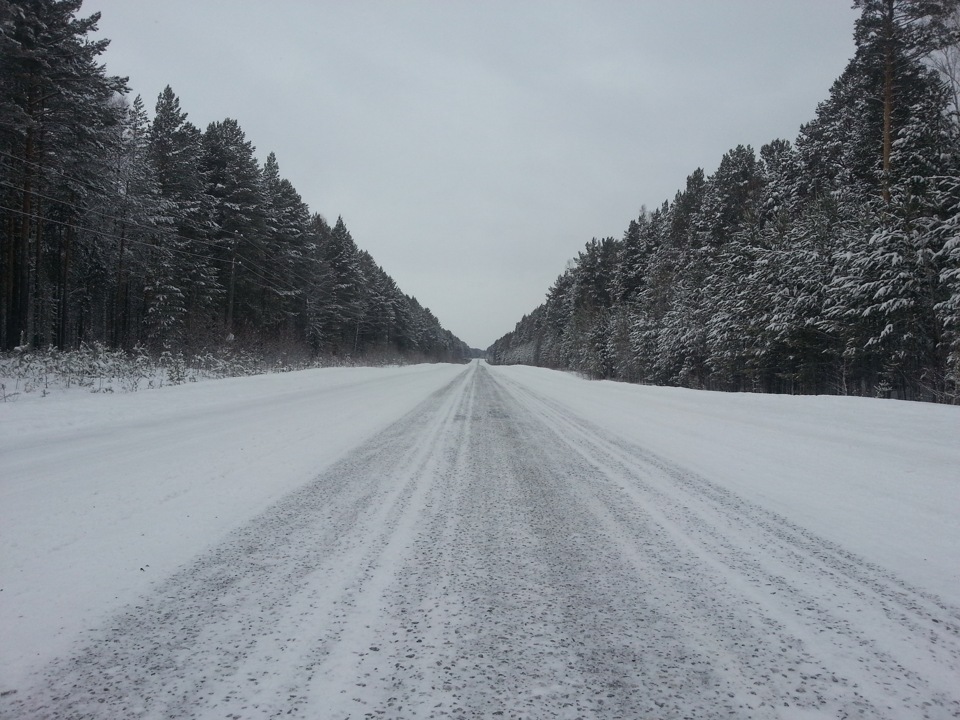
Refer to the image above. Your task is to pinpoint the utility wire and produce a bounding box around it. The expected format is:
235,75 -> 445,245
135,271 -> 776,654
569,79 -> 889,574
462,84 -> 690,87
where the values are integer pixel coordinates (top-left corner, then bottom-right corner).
0,203 -> 224,266
0,148 -> 122,199
0,148 -> 320,292
1,148 -> 397,308
1,201 -> 308,298
0,175 -> 318,296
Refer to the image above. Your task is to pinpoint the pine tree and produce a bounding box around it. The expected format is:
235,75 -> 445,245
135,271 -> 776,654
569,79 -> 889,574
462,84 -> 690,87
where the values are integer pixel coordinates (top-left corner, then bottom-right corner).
201,118 -> 265,338
853,0 -> 959,201
260,151 -> 310,342
934,176 -> 960,397
97,94 -> 170,349
148,86 -> 220,345
696,145 -> 763,247
0,0 -> 127,349
315,217 -> 365,353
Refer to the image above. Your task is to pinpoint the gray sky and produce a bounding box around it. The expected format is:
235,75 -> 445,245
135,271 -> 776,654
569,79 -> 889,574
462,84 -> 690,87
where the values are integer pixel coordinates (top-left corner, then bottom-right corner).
86,1 -> 860,349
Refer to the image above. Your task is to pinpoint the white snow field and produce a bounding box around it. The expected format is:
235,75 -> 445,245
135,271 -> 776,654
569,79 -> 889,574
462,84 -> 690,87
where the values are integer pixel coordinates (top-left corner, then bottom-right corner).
1,360 -> 958,719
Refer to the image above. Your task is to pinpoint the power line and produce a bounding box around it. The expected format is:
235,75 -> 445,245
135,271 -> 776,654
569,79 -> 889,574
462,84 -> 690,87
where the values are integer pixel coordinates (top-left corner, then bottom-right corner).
0,201 -> 321,306
0,176 -> 318,296
0,203 -> 224,266
0,148 -> 406,309
0,150 -> 338,293
1,201 -> 312,298
0,148 -> 119,200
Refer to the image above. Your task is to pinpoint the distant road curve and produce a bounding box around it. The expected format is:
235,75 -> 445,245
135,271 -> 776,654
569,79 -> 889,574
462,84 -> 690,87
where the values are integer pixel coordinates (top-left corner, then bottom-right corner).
6,361 -> 959,719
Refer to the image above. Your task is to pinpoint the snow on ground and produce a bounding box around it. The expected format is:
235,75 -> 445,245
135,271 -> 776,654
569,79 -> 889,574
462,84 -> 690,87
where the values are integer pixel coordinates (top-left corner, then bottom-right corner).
0,363 -> 465,690
493,365 -> 960,602
1,361 -> 958,718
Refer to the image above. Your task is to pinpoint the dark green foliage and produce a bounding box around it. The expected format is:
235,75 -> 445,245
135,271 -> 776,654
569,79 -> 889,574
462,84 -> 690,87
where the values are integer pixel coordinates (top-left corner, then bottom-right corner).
489,0 -> 960,402
0,0 -> 128,350
0,1 -> 467,364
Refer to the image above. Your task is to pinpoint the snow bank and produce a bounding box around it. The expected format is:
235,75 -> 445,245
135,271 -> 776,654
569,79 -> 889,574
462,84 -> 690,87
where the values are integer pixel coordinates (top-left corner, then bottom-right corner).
0,363 -> 466,689
494,365 -> 960,602
3,360 -> 957,696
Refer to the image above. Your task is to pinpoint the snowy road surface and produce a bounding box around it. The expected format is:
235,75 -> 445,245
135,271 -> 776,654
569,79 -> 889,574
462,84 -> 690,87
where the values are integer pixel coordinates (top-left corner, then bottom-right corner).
3,361 -> 959,718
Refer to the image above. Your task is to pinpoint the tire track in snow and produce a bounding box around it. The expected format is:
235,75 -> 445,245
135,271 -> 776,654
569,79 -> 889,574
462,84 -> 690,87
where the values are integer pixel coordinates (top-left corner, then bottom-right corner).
5,362 -> 959,719
493,368 -> 960,718
5,365 -> 477,719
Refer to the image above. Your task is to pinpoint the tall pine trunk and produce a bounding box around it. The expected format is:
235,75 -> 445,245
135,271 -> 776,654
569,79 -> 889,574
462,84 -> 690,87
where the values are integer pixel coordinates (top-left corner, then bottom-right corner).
226,253 -> 237,337
15,126 -> 36,349
882,0 -> 894,204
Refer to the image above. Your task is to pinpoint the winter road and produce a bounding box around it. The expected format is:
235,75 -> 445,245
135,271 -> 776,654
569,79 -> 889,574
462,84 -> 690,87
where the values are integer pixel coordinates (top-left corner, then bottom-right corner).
5,362 -> 960,719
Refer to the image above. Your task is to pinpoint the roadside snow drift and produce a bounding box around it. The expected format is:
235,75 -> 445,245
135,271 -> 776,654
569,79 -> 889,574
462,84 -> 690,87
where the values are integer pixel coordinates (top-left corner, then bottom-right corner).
1,361 -> 958,718
0,364 -> 465,689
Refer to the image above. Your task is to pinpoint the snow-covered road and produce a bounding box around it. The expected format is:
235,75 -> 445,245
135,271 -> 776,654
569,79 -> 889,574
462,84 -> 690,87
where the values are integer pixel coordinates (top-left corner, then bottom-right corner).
3,361 -> 959,718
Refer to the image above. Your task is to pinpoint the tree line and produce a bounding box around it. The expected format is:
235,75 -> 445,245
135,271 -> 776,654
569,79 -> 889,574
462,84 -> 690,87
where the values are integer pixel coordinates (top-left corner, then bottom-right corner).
0,1 -> 469,363
488,0 -> 960,402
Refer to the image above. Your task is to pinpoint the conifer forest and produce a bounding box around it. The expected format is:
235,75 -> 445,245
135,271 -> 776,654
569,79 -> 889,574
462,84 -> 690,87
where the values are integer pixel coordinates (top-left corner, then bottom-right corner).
0,1 -> 469,366
3,2 -> 960,401
489,0 -> 960,403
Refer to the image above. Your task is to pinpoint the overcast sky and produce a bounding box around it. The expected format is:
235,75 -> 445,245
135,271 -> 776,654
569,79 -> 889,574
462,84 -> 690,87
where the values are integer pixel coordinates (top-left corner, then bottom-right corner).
86,1 -> 860,349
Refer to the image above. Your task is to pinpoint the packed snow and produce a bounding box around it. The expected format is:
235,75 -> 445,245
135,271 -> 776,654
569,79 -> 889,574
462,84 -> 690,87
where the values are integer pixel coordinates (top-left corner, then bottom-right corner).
1,360 -> 958,718
0,364 -> 466,690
